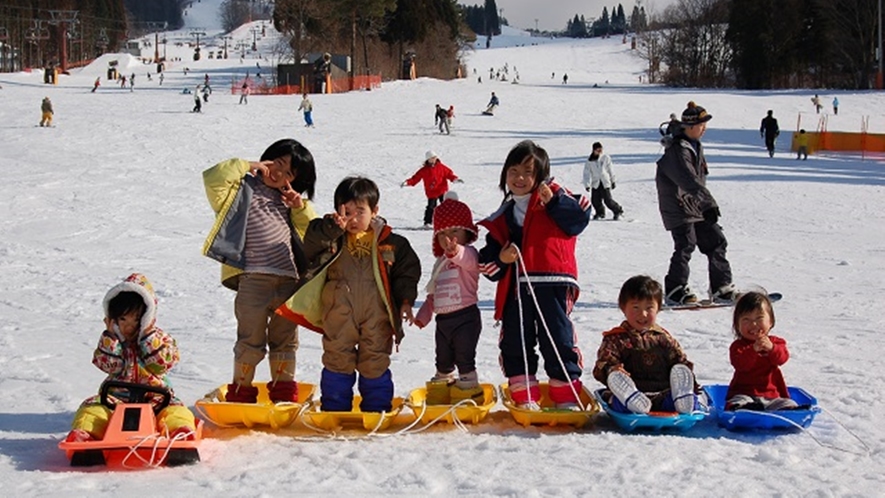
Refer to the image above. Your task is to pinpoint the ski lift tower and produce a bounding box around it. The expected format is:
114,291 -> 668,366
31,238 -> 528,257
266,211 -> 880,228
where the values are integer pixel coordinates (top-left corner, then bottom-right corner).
190,28 -> 207,61
249,27 -> 261,51
25,20 -> 51,70
145,22 -> 167,62
47,10 -> 78,72
222,36 -> 232,59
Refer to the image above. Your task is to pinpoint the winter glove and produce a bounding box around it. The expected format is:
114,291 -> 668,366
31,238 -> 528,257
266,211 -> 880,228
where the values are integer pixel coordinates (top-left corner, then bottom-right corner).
92,330 -> 125,375
585,186 -> 591,192
400,181 -> 407,188
138,329 -> 180,375
414,295 -> 434,329
611,182 -> 616,190
703,207 -> 721,224
454,179 -> 464,184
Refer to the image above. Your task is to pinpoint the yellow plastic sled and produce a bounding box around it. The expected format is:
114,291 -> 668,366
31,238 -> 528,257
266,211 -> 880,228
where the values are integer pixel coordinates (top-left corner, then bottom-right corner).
195,383 -> 316,429
406,383 -> 497,425
302,396 -> 404,432
500,382 -> 600,428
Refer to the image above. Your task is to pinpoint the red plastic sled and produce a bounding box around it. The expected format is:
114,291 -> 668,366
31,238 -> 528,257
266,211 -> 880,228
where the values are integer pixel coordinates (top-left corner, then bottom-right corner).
58,381 -> 202,469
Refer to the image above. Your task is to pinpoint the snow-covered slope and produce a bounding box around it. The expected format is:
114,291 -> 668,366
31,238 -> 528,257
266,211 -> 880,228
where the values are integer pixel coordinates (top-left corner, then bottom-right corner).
0,19 -> 882,496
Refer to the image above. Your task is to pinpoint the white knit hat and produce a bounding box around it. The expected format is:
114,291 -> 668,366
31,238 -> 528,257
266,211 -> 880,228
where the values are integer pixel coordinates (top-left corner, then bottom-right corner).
425,150 -> 438,162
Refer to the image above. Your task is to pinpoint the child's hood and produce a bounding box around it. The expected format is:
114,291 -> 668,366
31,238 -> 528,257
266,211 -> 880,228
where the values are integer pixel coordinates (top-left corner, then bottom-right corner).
102,273 -> 158,336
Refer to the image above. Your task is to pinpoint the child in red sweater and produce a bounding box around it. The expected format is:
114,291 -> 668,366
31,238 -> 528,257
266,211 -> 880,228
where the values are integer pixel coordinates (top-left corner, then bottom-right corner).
726,291 -> 798,411
401,151 -> 462,227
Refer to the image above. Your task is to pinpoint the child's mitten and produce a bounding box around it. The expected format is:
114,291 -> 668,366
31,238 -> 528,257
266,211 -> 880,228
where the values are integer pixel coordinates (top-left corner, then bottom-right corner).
138,330 -> 179,374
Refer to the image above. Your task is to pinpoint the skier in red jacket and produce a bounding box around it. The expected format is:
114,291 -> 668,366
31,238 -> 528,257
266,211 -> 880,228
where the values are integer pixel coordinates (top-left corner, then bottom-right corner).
401,151 -> 462,227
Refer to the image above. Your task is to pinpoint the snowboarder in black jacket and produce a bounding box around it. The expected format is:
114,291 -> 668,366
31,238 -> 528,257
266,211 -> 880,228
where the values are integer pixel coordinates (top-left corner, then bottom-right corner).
435,104 -> 449,134
655,101 -> 735,306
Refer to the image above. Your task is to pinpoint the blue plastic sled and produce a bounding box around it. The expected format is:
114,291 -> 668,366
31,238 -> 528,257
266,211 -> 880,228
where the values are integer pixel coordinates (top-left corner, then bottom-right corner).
594,389 -> 707,432
704,384 -> 820,431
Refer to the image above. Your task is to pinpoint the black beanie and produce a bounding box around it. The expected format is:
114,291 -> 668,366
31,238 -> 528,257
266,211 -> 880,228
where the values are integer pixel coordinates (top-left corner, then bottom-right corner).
681,101 -> 712,125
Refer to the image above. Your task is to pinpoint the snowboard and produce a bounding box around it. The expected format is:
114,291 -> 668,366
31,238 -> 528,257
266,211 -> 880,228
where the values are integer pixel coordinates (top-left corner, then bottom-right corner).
396,225 -> 433,231
664,292 -> 782,311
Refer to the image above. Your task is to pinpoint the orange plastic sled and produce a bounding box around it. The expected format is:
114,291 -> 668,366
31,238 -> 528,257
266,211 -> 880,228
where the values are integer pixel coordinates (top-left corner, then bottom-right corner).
58,381 -> 201,469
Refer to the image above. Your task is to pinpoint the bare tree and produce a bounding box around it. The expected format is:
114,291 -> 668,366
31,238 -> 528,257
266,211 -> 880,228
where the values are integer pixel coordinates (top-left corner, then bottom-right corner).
219,0 -> 251,33
659,0 -> 732,87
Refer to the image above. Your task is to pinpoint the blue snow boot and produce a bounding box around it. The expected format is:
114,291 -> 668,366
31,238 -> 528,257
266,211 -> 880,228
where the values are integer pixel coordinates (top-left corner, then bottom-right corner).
320,368 -> 356,412
358,369 -> 394,412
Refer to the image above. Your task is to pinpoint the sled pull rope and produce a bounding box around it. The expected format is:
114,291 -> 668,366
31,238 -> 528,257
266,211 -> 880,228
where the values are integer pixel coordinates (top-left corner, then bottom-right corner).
122,428 -> 194,469
734,407 -> 871,456
512,246 -> 586,411
374,399 -> 479,437
513,246 -> 534,406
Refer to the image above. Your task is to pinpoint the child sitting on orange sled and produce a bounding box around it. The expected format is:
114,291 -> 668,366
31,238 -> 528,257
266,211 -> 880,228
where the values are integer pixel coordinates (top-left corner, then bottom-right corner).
65,273 -> 196,442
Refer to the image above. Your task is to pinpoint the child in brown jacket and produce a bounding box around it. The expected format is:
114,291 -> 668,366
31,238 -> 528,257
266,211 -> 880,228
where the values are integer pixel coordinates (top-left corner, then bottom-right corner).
593,275 -> 702,414
278,176 -> 421,412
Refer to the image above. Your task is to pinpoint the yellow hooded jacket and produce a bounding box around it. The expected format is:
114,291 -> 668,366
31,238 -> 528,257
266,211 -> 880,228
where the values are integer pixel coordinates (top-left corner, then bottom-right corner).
201,158 -> 318,290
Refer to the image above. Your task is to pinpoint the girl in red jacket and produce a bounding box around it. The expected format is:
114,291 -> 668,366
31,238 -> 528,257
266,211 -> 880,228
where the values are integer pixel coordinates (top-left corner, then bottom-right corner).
478,140 -> 591,410
401,150 -> 462,227
726,291 -> 798,411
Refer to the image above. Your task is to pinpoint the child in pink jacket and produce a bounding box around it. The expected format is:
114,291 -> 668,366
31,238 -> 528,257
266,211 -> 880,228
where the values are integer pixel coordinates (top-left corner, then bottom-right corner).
415,193 -> 482,403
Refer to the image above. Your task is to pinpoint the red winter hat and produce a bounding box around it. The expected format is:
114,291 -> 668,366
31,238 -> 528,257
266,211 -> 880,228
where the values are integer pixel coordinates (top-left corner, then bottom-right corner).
432,192 -> 478,257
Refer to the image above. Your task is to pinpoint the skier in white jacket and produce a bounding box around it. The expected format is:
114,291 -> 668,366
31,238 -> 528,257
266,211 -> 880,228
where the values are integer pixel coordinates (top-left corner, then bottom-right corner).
582,141 -> 624,220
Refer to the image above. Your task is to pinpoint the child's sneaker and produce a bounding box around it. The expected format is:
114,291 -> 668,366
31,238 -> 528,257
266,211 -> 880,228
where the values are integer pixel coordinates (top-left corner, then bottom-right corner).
606,370 -> 651,414
554,402 -> 581,411
548,379 -> 583,408
430,370 -> 457,384
425,380 -> 452,405
670,364 -> 696,414
449,385 -> 484,403
517,401 -> 542,411
508,375 -> 541,408
710,283 -> 737,303
666,285 -> 699,306
453,371 -> 479,390
64,429 -> 94,443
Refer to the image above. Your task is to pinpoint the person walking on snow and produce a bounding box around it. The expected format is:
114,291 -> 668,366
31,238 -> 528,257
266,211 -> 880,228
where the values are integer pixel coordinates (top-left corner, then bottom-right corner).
832,97 -> 839,115
659,113 -> 681,138
192,86 -> 202,113
811,94 -> 822,114
582,142 -> 624,220
239,81 -> 250,104
435,104 -> 449,134
760,110 -> 780,158
298,93 -> 313,127
91,77 -> 100,93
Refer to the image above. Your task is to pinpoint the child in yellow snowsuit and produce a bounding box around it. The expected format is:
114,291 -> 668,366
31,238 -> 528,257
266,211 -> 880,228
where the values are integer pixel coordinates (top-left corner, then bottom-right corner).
65,273 -> 196,442
39,97 -> 53,127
